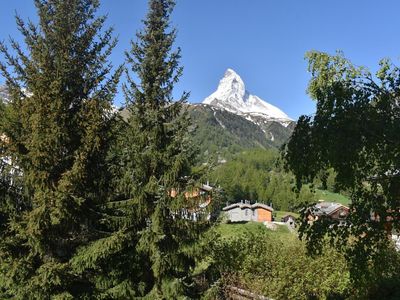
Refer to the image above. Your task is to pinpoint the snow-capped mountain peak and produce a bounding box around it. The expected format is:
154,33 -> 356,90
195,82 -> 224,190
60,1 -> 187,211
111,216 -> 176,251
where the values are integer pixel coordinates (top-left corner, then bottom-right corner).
217,68 -> 246,98
203,69 -> 292,124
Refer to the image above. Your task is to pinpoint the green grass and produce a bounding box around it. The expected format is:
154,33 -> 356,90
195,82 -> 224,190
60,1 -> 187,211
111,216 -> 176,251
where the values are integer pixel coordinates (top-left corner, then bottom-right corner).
315,189 -> 350,206
215,221 -> 292,239
216,222 -> 265,238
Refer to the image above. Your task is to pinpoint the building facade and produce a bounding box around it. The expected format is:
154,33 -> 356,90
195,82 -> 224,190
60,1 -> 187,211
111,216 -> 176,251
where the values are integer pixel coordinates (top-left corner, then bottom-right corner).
223,201 -> 274,223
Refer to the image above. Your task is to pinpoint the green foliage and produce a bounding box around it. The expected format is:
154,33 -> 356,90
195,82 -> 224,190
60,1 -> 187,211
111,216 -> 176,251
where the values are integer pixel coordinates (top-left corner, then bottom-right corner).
196,222 -> 400,299
88,0 -> 210,298
210,149 -> 316,211
284,50 -> 400,279
0,0 -> 121,298
362,246 -> 400,300
196,223 -> 351,300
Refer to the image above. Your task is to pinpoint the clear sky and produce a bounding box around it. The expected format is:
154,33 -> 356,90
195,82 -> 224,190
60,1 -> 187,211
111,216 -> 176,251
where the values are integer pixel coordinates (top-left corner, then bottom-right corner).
1,0 -> 400,119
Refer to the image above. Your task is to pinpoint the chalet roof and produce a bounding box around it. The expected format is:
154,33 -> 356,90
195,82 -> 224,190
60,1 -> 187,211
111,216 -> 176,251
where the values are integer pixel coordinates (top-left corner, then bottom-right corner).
314,202 -> 348,216
222,202 -> 274,212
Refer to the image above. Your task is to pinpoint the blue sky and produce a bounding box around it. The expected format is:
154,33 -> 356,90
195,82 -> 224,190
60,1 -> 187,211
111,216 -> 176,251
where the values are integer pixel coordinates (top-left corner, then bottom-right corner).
1,1 -> 400,119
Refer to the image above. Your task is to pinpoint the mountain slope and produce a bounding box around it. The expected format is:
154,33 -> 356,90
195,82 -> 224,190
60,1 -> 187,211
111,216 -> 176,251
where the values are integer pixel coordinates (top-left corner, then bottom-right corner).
189,104 -> 272,159
188,104 -> 292,161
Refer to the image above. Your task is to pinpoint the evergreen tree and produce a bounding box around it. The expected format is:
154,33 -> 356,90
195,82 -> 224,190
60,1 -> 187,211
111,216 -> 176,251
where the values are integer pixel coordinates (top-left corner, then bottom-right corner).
71,0 -> 206,298
118,0 -> 204,297
0,0 -> 120,298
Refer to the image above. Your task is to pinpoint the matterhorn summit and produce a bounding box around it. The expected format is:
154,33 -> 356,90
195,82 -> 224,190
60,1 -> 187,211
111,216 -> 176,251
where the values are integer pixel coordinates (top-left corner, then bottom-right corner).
203,69 -> 292,126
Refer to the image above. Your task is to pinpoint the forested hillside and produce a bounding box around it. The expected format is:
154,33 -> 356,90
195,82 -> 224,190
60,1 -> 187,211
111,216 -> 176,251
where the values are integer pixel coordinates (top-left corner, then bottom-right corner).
188,104 -> 293,160
209,149 -> 315,211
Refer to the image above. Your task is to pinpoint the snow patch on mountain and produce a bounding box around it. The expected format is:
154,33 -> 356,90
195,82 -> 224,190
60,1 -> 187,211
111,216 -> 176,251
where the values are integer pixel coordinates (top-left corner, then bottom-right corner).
203,69 -> 292,125
213,111 -> 226,129
270,132 -> 275,142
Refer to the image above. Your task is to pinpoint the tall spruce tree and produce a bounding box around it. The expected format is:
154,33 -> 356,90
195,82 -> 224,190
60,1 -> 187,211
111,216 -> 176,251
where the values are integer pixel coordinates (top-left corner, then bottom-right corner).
105,0 -> 205,298
0,0 -> 120,298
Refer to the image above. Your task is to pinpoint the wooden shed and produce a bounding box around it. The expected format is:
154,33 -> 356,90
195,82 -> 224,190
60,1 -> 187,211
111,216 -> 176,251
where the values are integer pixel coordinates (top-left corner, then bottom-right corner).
253,204 -> 273,222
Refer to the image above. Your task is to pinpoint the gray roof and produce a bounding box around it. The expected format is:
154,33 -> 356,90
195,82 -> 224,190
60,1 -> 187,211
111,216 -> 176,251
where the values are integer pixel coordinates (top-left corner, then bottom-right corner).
313,202 -> 348,216
223,202 -> 274,212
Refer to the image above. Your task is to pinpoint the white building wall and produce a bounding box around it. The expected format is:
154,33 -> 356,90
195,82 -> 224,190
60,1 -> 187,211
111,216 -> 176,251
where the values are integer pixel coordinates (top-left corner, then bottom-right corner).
226,207 -> 253,222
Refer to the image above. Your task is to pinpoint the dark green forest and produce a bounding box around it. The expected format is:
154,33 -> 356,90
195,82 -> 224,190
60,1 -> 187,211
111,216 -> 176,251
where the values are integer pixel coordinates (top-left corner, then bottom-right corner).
209,149 -> 316,211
